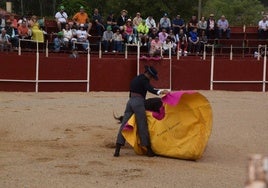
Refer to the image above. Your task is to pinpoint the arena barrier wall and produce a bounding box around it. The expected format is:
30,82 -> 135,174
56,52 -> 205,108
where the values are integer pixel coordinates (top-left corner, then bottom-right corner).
0,52 -> 267,92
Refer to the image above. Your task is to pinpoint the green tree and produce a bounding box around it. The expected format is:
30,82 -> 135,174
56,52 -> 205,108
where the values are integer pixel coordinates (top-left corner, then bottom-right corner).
203,0 -> 265,26
2,0 -> 267,26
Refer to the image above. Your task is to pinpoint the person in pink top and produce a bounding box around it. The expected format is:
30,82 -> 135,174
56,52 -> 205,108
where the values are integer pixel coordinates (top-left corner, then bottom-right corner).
158,28 -> 168,43
123,19 -> 135,43
149,36 -> 162,57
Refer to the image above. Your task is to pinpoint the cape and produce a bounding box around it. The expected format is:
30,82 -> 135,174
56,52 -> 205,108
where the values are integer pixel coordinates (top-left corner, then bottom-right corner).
122,91 -> 213,160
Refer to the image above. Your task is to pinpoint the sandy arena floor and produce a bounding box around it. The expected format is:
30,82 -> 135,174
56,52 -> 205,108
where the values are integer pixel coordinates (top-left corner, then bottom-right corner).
0,91 -> 267,188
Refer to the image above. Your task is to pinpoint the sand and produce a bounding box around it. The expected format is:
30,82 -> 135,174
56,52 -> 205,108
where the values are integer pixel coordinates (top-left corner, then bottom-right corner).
0,91 -> 267,188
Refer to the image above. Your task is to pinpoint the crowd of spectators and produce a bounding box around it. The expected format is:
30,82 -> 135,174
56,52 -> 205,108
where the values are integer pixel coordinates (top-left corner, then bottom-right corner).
0,6 -> 266,56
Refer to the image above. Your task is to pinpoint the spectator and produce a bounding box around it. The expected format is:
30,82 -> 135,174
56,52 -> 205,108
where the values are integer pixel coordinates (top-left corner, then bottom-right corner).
53,31 -> 65,52
106,12 -> 117,32
0,14 -> 6,30
148,27 -> 159,51
72,6 -> 92,33
188,28 -> 200,54
28,15 -> 44,42
258,15 -> 268,40
55,5 -> 68,31
133,12 -> 143,38
17,20 -> 31,39
9,15 -> 18,31
149,36 -> 162,57
168,29 -> 177,43
75,24 -> 90,50
137,20 -> 149,46
18,15 -> 29,27
148,27 -> 158,41
172,15 -> 185,35
158,28 -> 168,43
69,47 -> 79,58
217,15 -> 230,39
62,24 -> 74,49
162,36 -> 176,55
206,13 -> 218,39
159,13 -> 171,33
0,28 -> 12,51
117,9 -> 128,32
102,25 -> 113,52
197,16 -> 207,35
123,19 -> 135,44
199,30 -> 208,53
92,8 -> 105,36
112,28 -> 123,52
176,28 -> 188,56
188,15 -> 198,32
145,15 -> 156,32
5,19 -> 19,48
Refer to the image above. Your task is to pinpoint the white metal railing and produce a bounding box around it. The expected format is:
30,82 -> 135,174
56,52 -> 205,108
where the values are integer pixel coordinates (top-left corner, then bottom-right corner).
4,40 -> 91,92
1,44 -> 267,92
209,44 -> 267,92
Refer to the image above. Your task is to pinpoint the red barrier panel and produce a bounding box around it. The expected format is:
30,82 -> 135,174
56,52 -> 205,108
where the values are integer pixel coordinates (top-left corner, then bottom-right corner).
0,53 -> 267,92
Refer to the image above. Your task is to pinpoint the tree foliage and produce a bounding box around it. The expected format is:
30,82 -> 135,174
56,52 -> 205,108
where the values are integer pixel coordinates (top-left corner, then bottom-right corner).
0,0 -> 267,26
202,0 -> 265,26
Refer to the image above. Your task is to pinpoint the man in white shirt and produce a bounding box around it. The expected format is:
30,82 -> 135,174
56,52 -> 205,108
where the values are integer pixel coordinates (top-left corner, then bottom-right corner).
159,13 -> 171,33
55,5 -> 68,31
76,24 -> 89,50
145,16 -> 156,33
258,15 -> 268,39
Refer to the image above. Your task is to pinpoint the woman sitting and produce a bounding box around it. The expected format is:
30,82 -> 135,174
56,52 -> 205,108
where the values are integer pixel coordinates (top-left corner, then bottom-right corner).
28,15 -> 44,42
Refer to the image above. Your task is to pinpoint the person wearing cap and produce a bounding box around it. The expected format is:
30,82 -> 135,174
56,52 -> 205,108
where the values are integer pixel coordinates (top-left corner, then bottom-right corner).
114,65 -> 169,157
123,19 -> 135,43
159,13 -> 171,33
133,12 -> 143,40
72,6 -> 92,33
206,13 -> 218,39
55,5 -> 68,31
53,31 -> 65,52
117,9 -> 128,31
102,25 -> 113,52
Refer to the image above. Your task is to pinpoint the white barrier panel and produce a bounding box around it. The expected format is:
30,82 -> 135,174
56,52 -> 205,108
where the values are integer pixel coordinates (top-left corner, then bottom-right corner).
209,45 -> 267,92
3,40 -> 91,92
